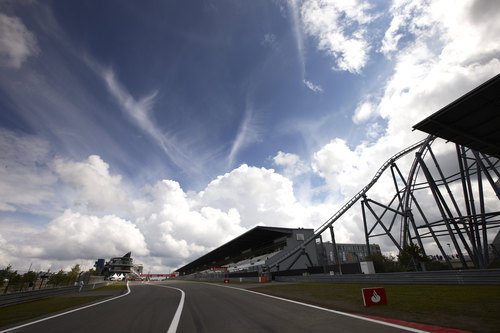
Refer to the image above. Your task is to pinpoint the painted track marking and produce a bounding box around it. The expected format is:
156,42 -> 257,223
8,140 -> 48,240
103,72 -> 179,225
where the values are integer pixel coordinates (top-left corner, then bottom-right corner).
0,282 -> 131,333
149,283 -> 185,333
202,282 -> 427,333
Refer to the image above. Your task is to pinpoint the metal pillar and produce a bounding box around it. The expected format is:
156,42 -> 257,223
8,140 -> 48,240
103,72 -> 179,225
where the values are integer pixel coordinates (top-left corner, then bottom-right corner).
329,226 -> 342,275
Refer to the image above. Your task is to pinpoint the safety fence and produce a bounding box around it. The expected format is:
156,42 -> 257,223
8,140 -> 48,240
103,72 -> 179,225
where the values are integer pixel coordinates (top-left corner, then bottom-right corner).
274,269 -> 500,285
0,281 -> 112,307
176,269 -> 500,285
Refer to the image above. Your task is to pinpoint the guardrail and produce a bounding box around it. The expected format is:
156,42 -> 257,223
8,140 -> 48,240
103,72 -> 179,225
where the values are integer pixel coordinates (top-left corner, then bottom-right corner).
0,282 -> 112,307
274,269 -> 500,285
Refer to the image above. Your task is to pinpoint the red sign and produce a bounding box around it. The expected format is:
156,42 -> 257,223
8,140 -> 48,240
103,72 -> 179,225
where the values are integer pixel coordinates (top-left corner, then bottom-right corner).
223,279 -> 230,283
362,287 -> 387,307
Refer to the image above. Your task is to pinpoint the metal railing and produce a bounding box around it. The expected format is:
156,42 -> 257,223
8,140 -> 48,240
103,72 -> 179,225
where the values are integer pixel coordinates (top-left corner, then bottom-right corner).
0,282 -> 112,307
274,269 -> 500,285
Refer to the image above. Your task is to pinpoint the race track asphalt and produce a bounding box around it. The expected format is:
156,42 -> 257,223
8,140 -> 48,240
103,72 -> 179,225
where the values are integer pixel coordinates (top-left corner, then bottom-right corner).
7,281 -> 416,333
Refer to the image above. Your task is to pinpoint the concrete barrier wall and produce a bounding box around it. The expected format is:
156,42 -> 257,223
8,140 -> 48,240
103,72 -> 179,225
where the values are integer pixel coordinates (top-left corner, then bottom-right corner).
274,269 -> 500,285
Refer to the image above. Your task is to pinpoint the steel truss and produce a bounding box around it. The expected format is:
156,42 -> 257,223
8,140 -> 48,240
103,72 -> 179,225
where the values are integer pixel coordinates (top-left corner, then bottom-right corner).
270,135 -> 500,270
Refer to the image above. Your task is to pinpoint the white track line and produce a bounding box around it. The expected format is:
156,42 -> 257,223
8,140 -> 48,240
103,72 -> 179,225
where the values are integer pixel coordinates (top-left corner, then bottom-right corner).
0,282 -> 131,333
204,282 -> 427,333
149,284 -> 185,333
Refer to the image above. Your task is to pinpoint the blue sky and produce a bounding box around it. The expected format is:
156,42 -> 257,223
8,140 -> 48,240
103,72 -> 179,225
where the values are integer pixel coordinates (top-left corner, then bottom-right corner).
1,0 -> 499,272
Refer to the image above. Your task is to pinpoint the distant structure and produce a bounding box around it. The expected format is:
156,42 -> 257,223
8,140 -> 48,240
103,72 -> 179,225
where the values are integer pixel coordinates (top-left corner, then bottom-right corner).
176,226 -> 381,277
320,242 -> 381,265
94,258 -> 105,275
96,252 -> 143,280
177,226 -> 319,276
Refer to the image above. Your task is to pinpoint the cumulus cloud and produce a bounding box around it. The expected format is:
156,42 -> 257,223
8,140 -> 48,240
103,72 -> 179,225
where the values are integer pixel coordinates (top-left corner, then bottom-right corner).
0,146 -> 333,272
0,13 -> 39,68
198,164 -> 327,230
300,0 -> 375,73
53,155 -> 128,213
353,99 -> 376,124
132,179 -> 246,264
273,151 -> 310,177
312,0 -> 500,248
42,210 -> 149,259
0,209 -> 149,269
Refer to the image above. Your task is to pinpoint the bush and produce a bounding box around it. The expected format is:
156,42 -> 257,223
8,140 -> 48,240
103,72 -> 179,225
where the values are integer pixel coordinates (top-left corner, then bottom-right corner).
366,253 -> 402,273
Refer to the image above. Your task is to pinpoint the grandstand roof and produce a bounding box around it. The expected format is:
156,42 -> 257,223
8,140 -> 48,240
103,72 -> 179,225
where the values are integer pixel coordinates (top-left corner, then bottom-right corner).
413,74 -> 500,159
176,226 -> 306,275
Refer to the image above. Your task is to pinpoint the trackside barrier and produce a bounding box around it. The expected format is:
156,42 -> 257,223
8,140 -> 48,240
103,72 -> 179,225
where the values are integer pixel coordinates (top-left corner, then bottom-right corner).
274,269 -> 500,285
177,275 -> 265,283
0,282 -> 113,307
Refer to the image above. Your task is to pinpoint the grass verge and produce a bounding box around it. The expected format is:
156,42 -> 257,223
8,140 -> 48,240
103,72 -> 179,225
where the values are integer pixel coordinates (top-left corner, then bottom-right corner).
86,282 -> 127,292
249,283 -> 500,332
0,296 -> 107,328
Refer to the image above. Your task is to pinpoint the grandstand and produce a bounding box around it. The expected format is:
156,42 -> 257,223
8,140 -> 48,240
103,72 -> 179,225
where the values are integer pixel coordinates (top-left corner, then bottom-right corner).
176,226 -> 320,277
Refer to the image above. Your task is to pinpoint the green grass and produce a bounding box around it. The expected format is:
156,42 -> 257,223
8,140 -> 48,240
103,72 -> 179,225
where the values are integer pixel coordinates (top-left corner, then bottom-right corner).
0,296 -> 107,328
250,283 -> 500,332
86,282 -> 127,292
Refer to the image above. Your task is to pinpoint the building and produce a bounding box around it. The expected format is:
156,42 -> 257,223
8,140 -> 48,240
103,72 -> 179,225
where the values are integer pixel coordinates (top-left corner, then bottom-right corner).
94,258 -> 105,275
176,226 -> 320,277
321,242 -> 381,265
100,252 -> 143,279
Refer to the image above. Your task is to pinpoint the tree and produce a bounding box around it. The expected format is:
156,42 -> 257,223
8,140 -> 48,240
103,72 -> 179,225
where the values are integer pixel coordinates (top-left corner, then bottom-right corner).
22,271 -> 37,290
397,244 -> 430,271
0,265 -> 13,288
67,264 -> 81,284
49,270 -> 66,286
365,253 -> 402,273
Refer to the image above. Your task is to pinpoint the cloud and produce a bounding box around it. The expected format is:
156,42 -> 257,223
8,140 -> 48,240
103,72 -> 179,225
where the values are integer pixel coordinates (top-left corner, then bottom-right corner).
132,179 -> 246,265
227,104 -> 261,167
379,0 -> 425,56
0,129 -> 56,212
303,79 -> 323,93
300,0 -> 375,73
311,0 -> 500,249
198,164 -> 327,230
261,33 -> 277,47
288,0 -> 306,71
0,209 -> 149,269
365,122 -> 384,140
42,210 -> 149,260
94,67 -> 196,172
0,13 -> 39,68
273,151 -> 310,177
53,155 -> 129,213
353,99 -> 376,124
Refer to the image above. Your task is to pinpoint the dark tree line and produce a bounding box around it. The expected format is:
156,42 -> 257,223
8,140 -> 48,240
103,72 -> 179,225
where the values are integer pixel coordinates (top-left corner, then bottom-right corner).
1,264 -> 83,293
366,244 -> 449,273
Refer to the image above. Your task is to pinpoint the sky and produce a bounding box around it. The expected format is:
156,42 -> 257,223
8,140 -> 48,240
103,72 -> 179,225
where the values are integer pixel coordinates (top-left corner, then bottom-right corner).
0,0 -> 499,273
